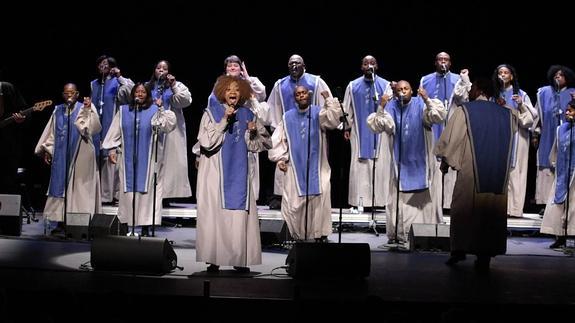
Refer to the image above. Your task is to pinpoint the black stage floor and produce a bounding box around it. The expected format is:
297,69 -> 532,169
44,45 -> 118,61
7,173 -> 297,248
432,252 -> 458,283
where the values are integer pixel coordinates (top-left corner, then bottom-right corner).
0,213 -> 574,322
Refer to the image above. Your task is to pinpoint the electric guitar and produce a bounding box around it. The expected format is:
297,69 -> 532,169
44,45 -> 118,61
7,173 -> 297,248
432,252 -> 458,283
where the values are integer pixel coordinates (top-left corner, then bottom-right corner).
0,100 -> 52,129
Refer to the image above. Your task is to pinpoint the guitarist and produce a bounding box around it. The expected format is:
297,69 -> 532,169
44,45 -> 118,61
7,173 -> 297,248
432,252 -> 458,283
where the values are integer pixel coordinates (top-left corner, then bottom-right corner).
0,77 -> 27,194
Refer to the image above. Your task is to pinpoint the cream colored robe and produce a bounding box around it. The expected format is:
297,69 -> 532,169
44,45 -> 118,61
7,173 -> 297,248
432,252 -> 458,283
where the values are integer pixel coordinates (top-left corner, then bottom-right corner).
36,104 -> 102,221
367,97 -> 446,243
195,106 -> 271,267
268,98 -> 341,240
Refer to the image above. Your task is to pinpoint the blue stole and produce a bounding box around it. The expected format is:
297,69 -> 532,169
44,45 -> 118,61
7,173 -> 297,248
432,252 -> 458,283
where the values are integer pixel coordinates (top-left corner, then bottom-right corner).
284,106 -> 321,196
121,104 -> 158,193
279,73 -> 318,113
421,72 -> 460,141
496,88 -> 528,168
48,103 -> 81,198
462,101 -> 513,194
152,82 -> 174,110
386,97 -> 428,192
206,103 -> 254,210
554,123 -> 575,204
537,86 -> 572,168
91,77 -> 120,157
351,76 -> 389,159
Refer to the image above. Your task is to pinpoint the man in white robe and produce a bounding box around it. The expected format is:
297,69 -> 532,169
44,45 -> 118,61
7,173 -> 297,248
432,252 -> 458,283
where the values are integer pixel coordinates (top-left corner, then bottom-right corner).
419,52 -> 461,220
269,86 -> 342,241
343,55 -> 393,212
266,54 -> 332,207
367,81 -> 446,247
35,84 -> 102,225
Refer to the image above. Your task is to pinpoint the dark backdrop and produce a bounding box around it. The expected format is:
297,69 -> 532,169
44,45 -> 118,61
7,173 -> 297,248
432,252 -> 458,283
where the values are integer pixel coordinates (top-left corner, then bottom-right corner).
2,1 -> 570,209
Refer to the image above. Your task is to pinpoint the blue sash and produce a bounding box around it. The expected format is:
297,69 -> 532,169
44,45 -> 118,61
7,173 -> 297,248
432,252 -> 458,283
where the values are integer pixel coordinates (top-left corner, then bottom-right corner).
421,72 -> 459,141
284,106 -> 321,196
496,88 -> 529,168
121,104 -> 158,193
152,82 -> 174,110
91,77 -> 120,157
554,123 -> 575,204
48,103 -> 81,197
206,103 -> 254,210
386,97 -> 428,192
537,86 -> 572,168
463,101 -> 513,194
351,76 -> 389,159
279,73 -> 318,113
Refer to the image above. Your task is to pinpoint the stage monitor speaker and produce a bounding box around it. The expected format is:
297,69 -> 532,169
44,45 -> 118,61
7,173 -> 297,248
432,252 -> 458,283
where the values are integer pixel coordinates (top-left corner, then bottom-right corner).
260,219 -> 291,245
286,242 -> 370,279
409,223 -> 450,251
91,236 -> 177,275
0,194 -> 22,236
65,212 -> 91,240
89,213 -> 123,239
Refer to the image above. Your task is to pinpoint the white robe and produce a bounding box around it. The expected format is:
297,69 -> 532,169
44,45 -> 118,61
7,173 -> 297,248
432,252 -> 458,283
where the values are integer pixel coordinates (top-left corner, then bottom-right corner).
92,75 -> 134,203
268,98 -> 342,240
367,97 -> 446,243
343,77 -> 393,208
35,104 -> 102,221
540,140 -> 575,236
266,74 -> 332,195
504,89 -> 536,217
195,107 -> 271,267
102,107 -> 176,226
160,81 -> 193,199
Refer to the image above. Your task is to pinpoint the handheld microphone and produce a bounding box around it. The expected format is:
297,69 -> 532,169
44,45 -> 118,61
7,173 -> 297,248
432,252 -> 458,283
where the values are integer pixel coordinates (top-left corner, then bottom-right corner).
441,63 -> 447,73
398,94 -> 405,104
367,64 -> 375,74
555,78 -> 561,92
498,75 -> 505,84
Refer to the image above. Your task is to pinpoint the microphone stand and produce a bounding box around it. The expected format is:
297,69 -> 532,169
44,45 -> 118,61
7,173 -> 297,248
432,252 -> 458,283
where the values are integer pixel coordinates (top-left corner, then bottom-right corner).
98,75 -> 105,172
393,96 -> 404,247
369,74 -> 379,236
564,119 -> 573,252
335,90 -> 348,243
130,102 -> 138,236
304,106 -> 311,241
441,71 -> 449,217
151,86 -> 165,238
63,101 -> 73,239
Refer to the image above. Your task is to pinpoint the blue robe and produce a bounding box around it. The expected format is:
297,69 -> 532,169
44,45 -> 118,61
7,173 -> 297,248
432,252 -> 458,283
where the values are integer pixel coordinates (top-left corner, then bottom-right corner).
462,100 -> 513,194
48,103 -> 81,198
283,106 -> 321,196
350,76 -> 389,159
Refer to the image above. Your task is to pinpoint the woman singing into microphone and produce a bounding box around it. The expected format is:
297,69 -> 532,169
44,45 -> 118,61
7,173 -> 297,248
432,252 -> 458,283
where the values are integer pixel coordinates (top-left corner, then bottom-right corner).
195,75 -> 271,273
102,83 -> 176,236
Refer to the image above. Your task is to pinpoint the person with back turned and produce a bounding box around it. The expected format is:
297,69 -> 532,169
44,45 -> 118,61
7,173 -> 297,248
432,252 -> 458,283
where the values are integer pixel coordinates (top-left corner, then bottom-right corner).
435,77 -> 517,272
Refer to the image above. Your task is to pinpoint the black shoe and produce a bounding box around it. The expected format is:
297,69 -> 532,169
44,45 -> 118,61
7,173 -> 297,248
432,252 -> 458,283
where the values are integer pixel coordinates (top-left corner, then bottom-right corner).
550,237 -> 566,249
474,256 -> 491,272
233,266 -> 250,273
206,264 -> 220,273
141,226 -> 150,237
445,253 -> 466,266
314,236 -> 328,243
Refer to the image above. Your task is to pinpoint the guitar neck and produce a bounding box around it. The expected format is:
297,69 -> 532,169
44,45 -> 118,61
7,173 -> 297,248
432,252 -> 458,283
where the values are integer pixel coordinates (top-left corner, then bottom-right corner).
0,106 -> 35,129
